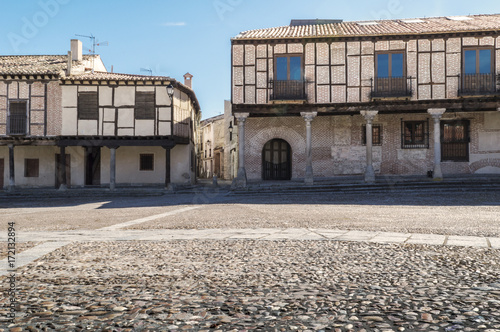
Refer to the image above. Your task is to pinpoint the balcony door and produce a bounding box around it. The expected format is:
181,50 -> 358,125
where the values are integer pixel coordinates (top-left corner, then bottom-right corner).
262,139 -> 291,180
462,48 -> 495,95
272,55 -> 305,100
373,52 -> 409,97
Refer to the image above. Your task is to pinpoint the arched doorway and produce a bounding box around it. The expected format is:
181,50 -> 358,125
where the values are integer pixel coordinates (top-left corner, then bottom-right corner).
262,139 -> 291,180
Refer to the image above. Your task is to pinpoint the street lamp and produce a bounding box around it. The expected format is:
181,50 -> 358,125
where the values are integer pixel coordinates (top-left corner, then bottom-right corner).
228,121 -> 233,141
166,83 -> 174,100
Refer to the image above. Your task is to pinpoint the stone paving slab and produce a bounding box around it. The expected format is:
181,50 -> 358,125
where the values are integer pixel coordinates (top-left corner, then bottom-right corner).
490,237 -> 500,249
406,233 -> 447,245
369,232 -> 411,243
335,230 -> 380,242
447,235 -> 490,247
0,241 -> 71,277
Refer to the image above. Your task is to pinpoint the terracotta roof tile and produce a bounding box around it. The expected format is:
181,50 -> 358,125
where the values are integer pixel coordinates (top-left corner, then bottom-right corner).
233,14 -> 500,40
0,55 -> 95,75
67,71 -> 174,81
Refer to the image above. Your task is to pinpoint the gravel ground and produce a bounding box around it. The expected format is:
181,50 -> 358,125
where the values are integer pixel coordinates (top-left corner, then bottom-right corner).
127,202 -> 500,237
1,240 -> 499,331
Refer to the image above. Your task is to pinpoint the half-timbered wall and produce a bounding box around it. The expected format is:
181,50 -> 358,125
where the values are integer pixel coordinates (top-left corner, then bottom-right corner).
61,84 -> 175,137
0,80 -> 60,136
232,35 -> 500,104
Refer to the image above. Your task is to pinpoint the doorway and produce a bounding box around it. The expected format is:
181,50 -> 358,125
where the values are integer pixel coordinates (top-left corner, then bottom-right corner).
262,139 -> 291,180
85,147 -> 101,186
55,154 -> 71,189
441,120 -> 470,162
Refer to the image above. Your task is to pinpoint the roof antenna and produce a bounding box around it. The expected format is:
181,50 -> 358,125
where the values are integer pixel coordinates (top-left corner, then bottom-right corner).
75,33 -> 109,73
140,68 -> 153,76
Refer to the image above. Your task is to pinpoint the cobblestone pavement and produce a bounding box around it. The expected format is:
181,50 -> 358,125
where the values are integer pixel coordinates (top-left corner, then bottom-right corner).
0,189 -> 499,331
1,241 -> 500,331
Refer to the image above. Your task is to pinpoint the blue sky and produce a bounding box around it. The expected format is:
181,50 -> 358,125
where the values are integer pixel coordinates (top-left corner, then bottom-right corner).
0,0 -> 498,119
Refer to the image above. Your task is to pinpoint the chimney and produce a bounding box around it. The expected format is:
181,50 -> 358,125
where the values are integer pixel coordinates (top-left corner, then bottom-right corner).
71,39 -> 82,61
183,72 -> 193,89
67,51 -> 72,75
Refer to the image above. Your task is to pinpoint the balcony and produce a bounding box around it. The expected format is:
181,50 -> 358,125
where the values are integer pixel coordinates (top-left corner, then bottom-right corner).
371,76 -> 412,99
458,73 -> 499,96
8,114 -> 27,135
270,80 -> 306,101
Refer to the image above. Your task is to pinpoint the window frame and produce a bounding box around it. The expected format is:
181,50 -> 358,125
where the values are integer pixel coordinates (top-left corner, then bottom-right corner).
77,91 -> 98,120
135,91 -> 155,120
274,54 -> 303,81
462,47 -> 494,75
139,153 -> 155,171
401,120 -> 429,149
8,100 -> 28,135
362,124 -> 383,146
24,158 -> 39,178
375,51 -> 406,78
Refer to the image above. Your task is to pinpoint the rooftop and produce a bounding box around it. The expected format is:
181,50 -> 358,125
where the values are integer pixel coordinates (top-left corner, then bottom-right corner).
0,54 -> 96,75
65,71 -> 174,82
233,13 -> 500,40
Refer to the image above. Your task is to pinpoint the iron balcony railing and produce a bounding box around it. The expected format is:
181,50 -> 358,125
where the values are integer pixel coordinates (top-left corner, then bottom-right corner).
458,73 -> 499,96
371,76 -> 413,99
8,114 -> 27,135
270,79 -> 307,101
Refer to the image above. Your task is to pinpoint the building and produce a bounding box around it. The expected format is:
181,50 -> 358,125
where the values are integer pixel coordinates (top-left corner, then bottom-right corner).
197,100 -> 238,180
231,14 -> 500,187
0,40 -> 200,190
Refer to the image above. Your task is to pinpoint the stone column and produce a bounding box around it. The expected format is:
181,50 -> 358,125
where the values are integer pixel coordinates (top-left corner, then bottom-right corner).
361,110 -> 379,183
232,113 -> 249,188
428,108 -> 446,181
300,112 -> 318,185
8,144 -> 14,192
59,146 -> 67,191
109,146 -> 118,191
163,146 -> 172,190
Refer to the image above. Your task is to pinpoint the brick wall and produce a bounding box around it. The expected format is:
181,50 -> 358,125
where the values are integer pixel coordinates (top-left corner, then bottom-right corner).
233,35 -> 500,105
244,111 -> 500,180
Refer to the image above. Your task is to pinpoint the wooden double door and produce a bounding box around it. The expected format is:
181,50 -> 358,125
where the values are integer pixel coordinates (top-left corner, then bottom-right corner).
262,139 -> 291,180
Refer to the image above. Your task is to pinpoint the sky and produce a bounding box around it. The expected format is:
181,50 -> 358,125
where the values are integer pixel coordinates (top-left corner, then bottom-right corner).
0,0 -> 499,120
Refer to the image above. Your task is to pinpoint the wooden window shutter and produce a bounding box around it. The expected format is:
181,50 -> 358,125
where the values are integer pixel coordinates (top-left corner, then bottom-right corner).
78,92 -> 98,120
135,92 -> 155,119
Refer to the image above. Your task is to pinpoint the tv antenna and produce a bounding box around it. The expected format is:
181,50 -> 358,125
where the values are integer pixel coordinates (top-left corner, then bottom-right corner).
75,33 -> 109,73
140,68 -> 153,76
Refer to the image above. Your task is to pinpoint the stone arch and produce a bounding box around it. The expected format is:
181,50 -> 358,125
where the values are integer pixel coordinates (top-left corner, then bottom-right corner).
247,126 -> 306,180
470,159 -> 500,174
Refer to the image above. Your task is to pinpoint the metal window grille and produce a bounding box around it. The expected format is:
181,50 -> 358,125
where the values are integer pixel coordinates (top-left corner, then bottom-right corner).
139,154 -> 154,171
401,119 -> 429,149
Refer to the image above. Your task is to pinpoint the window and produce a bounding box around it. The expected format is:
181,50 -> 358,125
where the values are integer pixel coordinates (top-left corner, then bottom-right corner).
401,120 -> 429,149
362,125 -> 382,145
373,52 -> 410,98
464,48 -> 493,74
139,154 -> 154,171
461,48 -> 495,95
8,101 -> 27,135
441,120 -> 469,162
78,92 -> 98,120
135,91 -> 155,120
24,159 -> 39,177
376,52 -> 404,78
272,54 -> 306,100
276,55 -> 302,81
